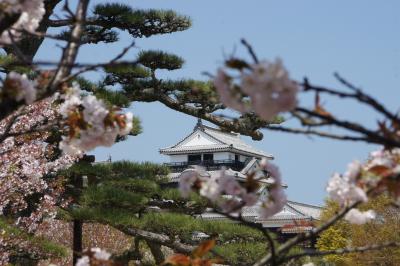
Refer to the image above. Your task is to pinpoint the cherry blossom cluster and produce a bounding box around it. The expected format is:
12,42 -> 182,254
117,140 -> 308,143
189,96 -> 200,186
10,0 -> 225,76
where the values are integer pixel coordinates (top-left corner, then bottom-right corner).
0,100 -> 75,219
0,99 -> 76,263
2,71 -> 36,104
327,161 -> 376,224
179,159 -> 287,219
213,58 -> 298,121
0,0 -> 45,45
75,247 -> 112,266
258,159 -> 287,219
326,148 -> 400,224
58,84 -> 133,156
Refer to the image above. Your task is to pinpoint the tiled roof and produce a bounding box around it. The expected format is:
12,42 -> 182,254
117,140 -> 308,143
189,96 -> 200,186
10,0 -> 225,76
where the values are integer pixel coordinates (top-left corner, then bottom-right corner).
160,124 -> 273,159
198,201 -> 320,228
167,167 -> 273,184
286,200 -> 322,219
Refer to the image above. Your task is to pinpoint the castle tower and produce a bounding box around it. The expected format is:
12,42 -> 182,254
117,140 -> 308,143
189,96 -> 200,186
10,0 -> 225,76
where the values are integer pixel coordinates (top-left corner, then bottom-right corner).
160,120 -> 321,242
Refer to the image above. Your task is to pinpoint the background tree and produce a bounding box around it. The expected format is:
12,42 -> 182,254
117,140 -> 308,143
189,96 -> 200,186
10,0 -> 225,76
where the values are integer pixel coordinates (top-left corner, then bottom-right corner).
317,195 -> 400,266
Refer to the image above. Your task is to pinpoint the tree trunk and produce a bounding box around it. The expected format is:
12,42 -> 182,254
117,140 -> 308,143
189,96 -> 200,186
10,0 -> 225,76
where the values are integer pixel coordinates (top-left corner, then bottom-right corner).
146,240 -> 165,265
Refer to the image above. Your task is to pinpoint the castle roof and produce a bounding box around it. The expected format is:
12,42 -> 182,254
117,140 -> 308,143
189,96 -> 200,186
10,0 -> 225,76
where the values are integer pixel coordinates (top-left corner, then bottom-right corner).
159,120 -> 273,159
198,200 -> 322,229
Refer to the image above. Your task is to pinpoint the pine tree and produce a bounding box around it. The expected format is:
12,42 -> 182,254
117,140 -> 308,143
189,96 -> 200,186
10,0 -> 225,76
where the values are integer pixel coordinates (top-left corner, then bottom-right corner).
59,160 -> 271,265
0,1 -> 274,265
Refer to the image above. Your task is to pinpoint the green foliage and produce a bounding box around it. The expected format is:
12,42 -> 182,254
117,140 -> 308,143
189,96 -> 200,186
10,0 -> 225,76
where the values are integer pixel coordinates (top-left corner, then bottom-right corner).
131,212 -> 266,243
0,218 -> 67,259
75,77 -> 132,108
104,161 -> 170,181
104,64 -> 151,80
137,50 -> 184,70
160,188 -> 208,207
80,185 -> 149,211
0,53 -> 33,73
57,25 -> 119,44
317,195 -> 400,265
213,242 -> 268,265
63,161 -> 169,182
92,3 -> 191,38
316,227 -> 348,265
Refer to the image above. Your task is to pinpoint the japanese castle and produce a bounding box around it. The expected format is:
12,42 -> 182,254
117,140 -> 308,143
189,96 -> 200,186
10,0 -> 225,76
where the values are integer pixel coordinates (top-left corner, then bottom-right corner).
160,119 -> 322,241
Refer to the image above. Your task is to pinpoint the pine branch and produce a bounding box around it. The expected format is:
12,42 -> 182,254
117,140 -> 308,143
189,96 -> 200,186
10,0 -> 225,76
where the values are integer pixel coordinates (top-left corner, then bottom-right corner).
116,225 -> 195,254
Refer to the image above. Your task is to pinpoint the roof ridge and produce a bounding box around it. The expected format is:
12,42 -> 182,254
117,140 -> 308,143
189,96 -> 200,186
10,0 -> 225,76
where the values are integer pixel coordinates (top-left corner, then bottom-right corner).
200,128 -> 230,145
203,125 -> 240,137
163,128 -> 224,149
284,204 -> 308,217
287,200 -> 323,209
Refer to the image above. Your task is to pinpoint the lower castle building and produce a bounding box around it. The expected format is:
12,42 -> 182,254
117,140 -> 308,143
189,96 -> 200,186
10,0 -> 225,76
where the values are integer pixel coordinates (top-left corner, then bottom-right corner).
160,120 -> 322,245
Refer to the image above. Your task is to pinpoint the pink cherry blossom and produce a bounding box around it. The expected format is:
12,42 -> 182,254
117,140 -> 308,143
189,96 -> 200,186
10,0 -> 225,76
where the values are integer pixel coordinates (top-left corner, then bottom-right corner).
241,59 -> 298,121
213,69 -> 249,113
213,58 -> 298,121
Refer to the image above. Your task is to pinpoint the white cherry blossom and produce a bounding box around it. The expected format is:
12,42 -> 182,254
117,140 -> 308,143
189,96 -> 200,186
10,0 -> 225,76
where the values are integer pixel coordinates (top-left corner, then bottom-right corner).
58,85 -> 133,156
0,0 -> 45,45
344,209 -> 376,225
326,172 -> 368,205
4,71 -> 36,104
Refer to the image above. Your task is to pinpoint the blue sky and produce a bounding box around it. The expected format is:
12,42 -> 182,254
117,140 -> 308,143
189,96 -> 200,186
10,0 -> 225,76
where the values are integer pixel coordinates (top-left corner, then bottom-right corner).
38,0 -> 400,205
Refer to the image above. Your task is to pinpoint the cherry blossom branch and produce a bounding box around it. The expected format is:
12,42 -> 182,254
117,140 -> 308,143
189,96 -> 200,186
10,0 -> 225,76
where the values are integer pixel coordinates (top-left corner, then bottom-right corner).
253,200 -> 361,266
333,73 -> 399,123
0,13 -> 21,36
302,76 -> 400,124
281,241 -> 400,263
0,107 -> 25,143
295,107 -> 400,147
253,184 -> 381,266
241,38 -> 259,64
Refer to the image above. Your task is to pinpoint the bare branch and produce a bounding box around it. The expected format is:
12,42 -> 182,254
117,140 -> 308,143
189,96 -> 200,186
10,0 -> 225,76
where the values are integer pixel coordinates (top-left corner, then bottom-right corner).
241,38 -> 259,64
266,125 -> 370,143
48,0 -> 90,90
61,40 -> 137,83
302,77 -> 400,124
282,241 -> 400,263
296,107 -> 400,148
253,185 -> 381,266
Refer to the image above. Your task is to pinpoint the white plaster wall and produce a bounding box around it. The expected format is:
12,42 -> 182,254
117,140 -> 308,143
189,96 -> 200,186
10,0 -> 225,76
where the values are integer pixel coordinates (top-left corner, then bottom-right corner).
240,155 -> 251,162
181,131 -> 218,147
214,152 -> 232,161
169,154 -> 187,163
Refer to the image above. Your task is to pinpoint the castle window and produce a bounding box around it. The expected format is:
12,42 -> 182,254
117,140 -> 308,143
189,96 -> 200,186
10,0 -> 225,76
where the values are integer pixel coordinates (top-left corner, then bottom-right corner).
188,154 -> 201,163
235,154 -> 239,161
203,153 -> 214,161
